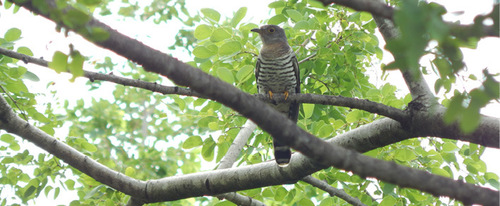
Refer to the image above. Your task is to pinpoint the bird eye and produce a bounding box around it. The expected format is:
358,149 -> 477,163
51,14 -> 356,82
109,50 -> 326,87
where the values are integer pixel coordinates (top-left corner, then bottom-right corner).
268,28 -> 275,32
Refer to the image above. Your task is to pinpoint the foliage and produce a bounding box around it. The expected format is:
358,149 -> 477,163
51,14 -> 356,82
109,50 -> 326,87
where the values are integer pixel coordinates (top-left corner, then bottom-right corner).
0,0 -> 498,205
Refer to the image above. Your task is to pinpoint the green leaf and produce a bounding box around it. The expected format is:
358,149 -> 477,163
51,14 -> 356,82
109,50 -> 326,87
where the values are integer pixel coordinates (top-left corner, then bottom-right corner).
21,70 -> 39,83
297,198 -> 314,206
442,142 -> 458,153
214,201 -> 237,206
443,93 -> 464,124
319,197 -> 335,206
193,46 -> 216,59
302,104 -> 314,119
183,136 -> 203,149
63,9 -> 91,28
69,52 -> 85,82
268,14 -> 287,25
346,110 -> 362,123
125,166 -> 135,176
210,28 -> 232,42
201,137 -> 216,161
16,46 -> 33,56
236,65 -> 254,83
230,7 -> 247,27
201,8 -> 220,22
216,67 -> 235,84
1,134 -> 15,143
194,24 -> 213,40
318,124 -> 333,138
65,179 -> 75,190
48,51 -> 68,73
81,142 -> 97,152
432,168 -> 451,178
274,187 -> 288,201
219,41 -> 241,56
268,1 -> 285,9
379,195 -> 397,206
460,107 -> 480,134
4,28 -> 21,41
395,148 -> 416,161
286,9 -> 303,22
88,27 -> 110,42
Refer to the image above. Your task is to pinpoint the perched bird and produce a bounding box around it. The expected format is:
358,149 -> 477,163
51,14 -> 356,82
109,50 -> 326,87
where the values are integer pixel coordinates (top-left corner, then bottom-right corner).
251,25 -> 300,166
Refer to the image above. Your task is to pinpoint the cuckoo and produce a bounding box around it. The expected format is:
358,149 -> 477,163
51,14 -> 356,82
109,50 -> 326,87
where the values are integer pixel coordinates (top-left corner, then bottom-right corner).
251,25 -> 300,166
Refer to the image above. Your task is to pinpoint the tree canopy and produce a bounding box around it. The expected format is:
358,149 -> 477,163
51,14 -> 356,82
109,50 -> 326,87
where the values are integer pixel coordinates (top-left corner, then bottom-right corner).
0,0 -> 498,205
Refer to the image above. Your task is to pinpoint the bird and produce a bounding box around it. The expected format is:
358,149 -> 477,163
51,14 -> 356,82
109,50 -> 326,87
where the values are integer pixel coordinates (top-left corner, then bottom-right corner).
251,25 -> 300,166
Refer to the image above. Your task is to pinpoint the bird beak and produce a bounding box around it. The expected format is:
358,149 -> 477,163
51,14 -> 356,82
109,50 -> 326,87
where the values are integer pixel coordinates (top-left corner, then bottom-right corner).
251,28 -> 261,33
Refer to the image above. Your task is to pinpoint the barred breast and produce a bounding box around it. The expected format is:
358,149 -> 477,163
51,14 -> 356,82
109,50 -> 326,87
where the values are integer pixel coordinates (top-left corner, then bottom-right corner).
256,49 -> 298,95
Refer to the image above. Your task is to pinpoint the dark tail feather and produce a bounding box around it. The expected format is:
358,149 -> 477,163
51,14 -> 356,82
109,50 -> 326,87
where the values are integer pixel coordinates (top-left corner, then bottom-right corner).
274,140 -> 291,166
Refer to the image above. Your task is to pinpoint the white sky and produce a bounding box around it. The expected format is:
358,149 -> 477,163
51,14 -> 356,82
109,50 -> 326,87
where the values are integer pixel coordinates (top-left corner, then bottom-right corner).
0,0 -> 498,205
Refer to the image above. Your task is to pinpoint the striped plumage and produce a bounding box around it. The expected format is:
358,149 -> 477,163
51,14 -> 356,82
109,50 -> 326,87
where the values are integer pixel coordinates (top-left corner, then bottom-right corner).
251,25 -> 300,166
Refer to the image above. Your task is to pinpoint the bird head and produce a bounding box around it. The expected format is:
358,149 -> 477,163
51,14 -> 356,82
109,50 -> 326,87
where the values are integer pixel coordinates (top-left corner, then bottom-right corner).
251,25 -> 288,45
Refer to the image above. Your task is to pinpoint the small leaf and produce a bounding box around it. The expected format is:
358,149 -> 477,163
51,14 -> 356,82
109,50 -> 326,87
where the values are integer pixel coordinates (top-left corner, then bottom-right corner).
274,187 -> 288,201
268,1 -> 285,8
236,65 -> 254,82
346,110 -> 362,123
379,195 -> 397,206
193,46 -> 216,59
201,137 -> 216,161
69,52 -> 85,82
48,51 -> 68,73
125,167 -> 135,176
432,167 -> 451,178
183,136 -> 203,149
210,28 -> 232,42
65,179 -> 75,190
16,46 -> 33,56
88,27 -> 110,42
216,67 -> 235,84
194,24 -> 213,40
219,41 -> 241,56
81,142 -> 97,152
230,7 -> 247,27
22,71 -> 40,83
4,28 -> 21,41
395,148 -> 416,161
286,9 -> 303,22
302,104 -> 314,119
201,8 -> 220,22
268,14 -> 287,25
1,134 -> 15,143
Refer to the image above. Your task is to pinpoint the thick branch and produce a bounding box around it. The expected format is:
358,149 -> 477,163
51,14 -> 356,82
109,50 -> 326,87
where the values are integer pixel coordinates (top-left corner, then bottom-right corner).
302,176 -> 366,206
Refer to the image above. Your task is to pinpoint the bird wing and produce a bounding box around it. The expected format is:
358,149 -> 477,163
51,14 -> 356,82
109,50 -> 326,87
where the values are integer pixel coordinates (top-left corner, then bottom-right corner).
255,59 -> 261,91
289,54 -> 300,122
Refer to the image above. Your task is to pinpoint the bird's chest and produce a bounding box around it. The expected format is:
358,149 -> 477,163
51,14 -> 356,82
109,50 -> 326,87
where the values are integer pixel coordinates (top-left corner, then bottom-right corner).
257,54 -> 297,93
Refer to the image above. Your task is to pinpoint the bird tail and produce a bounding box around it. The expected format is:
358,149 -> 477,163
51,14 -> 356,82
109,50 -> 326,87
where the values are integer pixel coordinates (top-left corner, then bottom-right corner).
273,140 -> 291,166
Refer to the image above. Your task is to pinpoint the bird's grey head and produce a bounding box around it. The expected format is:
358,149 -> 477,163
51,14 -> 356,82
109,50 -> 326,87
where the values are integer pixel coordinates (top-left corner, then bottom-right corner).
251,25 -> 288,45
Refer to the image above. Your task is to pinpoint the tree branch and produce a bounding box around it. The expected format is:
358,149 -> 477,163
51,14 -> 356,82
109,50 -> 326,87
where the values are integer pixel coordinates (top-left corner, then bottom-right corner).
215,120 -> 264,206
0,47 -> 203,98
1,93 -> 497,204
302,176 -> 366,206
0,47 -> 408,122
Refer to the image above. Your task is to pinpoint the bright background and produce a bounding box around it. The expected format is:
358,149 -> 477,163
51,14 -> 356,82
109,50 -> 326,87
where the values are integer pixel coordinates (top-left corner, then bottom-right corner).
0,0 -> 498,204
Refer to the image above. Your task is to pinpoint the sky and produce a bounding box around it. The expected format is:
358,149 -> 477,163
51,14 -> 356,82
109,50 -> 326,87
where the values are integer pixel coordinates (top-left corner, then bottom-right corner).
0,0 -> 498,205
